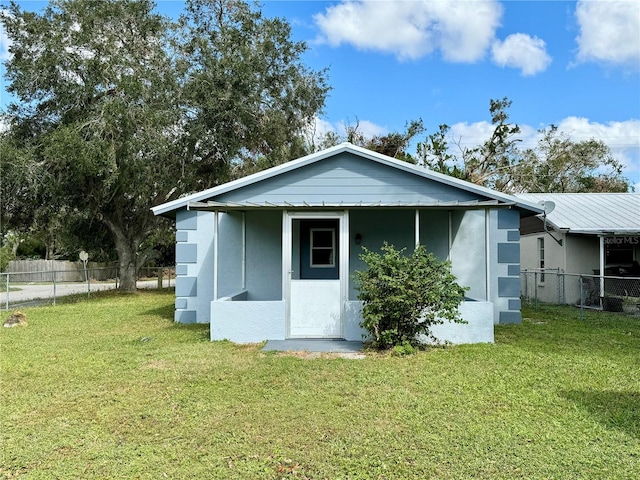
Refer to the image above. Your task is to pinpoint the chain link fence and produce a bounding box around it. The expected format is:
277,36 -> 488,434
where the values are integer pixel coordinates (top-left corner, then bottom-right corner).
521,269 -> 640,317
2,266 -> 175,311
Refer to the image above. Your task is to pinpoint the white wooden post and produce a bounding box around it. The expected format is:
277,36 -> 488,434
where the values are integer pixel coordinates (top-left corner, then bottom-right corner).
414,209 -> 420,247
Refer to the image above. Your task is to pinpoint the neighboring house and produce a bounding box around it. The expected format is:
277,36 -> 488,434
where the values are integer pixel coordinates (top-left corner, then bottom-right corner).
517,193 -> 640,306
152,143 -> 543,344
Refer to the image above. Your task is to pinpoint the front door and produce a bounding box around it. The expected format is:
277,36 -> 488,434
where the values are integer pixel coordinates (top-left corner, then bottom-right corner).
287,213 -> 345,338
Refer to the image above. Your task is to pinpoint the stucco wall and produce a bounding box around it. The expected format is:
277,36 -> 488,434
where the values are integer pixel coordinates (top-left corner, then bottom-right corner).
450,210 -> 487,301
489,209 -> 522,324
520,234 -> 541,271
217,212 -> 244,298
565,235 -> 600,275
211,300 -> 286,342
174,210 -> 215,324
245,210 -> 282,301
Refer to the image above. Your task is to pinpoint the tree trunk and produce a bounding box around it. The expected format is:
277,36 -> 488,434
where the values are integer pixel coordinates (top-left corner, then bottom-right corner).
117,248 -> 138,292
103,217 -> 139,292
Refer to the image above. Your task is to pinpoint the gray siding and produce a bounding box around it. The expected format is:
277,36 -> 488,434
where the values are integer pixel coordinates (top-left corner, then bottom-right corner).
214,153 -> 486,205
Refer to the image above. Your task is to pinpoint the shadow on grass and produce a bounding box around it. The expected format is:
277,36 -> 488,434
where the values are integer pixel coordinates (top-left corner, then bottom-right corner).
561,389 -> 640,439
142,303 -> 175,321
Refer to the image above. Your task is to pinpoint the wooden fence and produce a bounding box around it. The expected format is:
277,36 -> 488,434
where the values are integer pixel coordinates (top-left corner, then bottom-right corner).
6,260 -> 118,283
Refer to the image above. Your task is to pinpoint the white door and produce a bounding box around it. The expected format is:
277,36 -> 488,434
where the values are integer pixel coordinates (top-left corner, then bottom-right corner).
286,214 -> 346,338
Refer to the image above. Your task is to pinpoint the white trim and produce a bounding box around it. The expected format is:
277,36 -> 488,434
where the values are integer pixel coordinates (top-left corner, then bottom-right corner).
282,210 -> 291,302
447,211 -> 453,261
241,212 -> 246,290
415,209 -> 420,247
284,211 -> 346,339
485,209 -> 490,302
599,236 -> 605,308
341,209 -> 349,339
213,211 -> 219,301
309,228 -> 336,268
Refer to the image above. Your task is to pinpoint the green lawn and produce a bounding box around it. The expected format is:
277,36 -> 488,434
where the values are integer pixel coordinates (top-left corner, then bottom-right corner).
1,291 -> 638,479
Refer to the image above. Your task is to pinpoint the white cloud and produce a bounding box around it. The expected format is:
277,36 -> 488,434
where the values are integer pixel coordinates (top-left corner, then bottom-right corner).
554,117 -> 640,177
491,33 -> 552,76
306,116 -> 388,147
313,0 -> 502,62
447,121 -> 537,150
339,118 -> 388,139
575,0 -> 640,67
0,11 -> 11,61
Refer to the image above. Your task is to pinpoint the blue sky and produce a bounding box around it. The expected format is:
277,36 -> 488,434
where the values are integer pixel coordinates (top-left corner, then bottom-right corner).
2,1 -> 639,188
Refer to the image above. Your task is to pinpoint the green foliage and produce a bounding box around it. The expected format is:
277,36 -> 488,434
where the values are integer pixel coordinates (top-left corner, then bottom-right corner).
312,118 -> 425,162
1,0 -> 328,289
415,98 -> 629,193
0,244 -> 13,272
391,340 -> 417,357
417,98 -> 521,190
513,125 -> 629,193
355,243 -> 467,349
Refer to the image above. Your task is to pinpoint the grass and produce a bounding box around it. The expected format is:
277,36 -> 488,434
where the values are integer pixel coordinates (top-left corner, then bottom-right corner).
1,292 -> 639,479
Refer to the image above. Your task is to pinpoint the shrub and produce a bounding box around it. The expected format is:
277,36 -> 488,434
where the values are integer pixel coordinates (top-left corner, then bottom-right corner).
355,243 -> 467,350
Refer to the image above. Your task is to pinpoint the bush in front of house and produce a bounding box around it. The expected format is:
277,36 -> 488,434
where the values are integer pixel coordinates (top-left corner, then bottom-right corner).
356,243 -> 467,350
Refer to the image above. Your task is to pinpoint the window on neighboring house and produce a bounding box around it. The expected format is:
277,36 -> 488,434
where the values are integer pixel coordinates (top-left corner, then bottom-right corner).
538,237 -> 545,282
310,228 -> 335,267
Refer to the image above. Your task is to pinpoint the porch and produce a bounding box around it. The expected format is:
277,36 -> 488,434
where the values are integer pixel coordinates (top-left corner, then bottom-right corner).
205,207 -> 496,344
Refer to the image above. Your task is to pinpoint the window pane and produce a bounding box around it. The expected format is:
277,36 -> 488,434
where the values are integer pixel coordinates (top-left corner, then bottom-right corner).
312,229 -> 334,248
312,249 -> 333,266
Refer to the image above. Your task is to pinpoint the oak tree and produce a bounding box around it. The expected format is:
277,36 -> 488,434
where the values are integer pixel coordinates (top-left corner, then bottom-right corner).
1,0 -> 328,290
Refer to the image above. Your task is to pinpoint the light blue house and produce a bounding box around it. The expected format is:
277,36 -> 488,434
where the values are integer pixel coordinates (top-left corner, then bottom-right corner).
153,143 -> 543,344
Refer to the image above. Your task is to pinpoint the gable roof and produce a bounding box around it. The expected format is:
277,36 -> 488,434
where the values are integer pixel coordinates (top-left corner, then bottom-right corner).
153,143 -> 543,217
516,193 -> 640,235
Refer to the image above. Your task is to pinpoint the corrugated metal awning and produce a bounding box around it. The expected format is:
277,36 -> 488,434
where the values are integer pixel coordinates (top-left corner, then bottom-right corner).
187,199 -> 516,211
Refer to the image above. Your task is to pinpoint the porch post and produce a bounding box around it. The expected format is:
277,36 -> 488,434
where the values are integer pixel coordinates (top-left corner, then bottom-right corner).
241,212 -> 246,290
599,235 -> 605,307
282,210 -> 291,302
213,211 -> 219,301
485,208 -> 491,301
341,210 -> 350,333
447,211 -> 453,261
414,209 -> 420,247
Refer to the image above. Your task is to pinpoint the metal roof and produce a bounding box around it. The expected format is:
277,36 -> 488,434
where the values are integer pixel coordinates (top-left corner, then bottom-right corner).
153,143 -> 544,217
187,199 -> 514,211
516,193 -> 640,235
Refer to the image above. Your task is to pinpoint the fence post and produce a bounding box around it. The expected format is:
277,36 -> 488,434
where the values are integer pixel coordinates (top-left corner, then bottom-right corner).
157,267 -> 163,289
579,276 -> 584,320
52,270 -> 56,306
4,273 -> 8,311
534,271 -> 538,309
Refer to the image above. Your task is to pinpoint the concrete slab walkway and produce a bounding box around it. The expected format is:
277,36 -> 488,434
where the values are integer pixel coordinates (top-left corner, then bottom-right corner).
262,339 -> 363,353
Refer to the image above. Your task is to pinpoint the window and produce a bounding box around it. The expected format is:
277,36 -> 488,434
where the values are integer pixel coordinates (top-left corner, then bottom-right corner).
310,228 -> 335,267
538,237 -> 545,282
